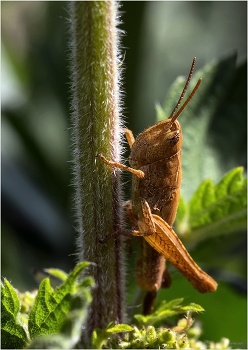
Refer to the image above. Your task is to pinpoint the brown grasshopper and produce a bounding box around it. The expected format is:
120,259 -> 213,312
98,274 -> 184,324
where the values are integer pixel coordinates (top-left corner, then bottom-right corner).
97,58 -> 217,313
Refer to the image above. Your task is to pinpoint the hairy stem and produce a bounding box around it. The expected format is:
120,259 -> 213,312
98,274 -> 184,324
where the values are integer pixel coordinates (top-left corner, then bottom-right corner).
69,1 -> 125,341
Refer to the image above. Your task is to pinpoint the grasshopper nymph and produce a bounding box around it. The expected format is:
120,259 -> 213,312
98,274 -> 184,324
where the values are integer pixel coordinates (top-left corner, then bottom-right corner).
97,58 -> 217,313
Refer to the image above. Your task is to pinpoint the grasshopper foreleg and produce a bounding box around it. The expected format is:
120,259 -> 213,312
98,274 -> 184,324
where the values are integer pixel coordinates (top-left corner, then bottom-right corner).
96,154 -> 144,178
122,128 -> 135,149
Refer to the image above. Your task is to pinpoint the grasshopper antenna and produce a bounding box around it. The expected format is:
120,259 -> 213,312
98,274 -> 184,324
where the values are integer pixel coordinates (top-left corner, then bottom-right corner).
170,78 -> 202,124
169,57 -> 196,120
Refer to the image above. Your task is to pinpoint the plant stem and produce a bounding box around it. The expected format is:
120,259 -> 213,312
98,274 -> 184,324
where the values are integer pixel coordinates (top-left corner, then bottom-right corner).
69,1 -> 125,341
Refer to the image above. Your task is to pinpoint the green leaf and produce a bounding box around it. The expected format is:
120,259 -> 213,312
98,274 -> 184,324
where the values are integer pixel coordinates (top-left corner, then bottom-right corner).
78,275 -> 94,288
27,290 -> 91,349
1,279 -> 28,349
106,324 -> 134,333
116,321 -> 231,349
106,321 -> 116,330
186,167 -> 247,244
44,268 -> 68,282
91,328 -> 107,349
155,102 -> 167,121
91,323 -> 134,349
176,196 -> 189,223
1,263 -> 92,349
28,261 -> 90,339
18,290 -> 37,314
155,298 -> 184,312
133,298 -> 204,328
175,196 -> 190,236
180,303 -> 204,312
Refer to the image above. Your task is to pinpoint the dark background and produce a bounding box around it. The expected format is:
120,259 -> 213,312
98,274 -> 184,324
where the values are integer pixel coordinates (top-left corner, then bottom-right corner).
1,1 -> 247,347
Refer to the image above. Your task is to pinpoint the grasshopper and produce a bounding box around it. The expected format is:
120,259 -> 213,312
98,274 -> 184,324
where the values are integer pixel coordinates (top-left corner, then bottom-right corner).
97,58 -> 217,313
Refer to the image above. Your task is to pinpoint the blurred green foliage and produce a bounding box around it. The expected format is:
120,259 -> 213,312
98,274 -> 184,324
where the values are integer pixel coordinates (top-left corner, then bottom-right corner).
1,1 -> 247,348
1,262 -> 93,349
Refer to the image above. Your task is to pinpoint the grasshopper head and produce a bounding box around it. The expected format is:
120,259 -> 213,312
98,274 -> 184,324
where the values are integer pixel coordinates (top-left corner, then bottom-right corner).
129,68 -> 202,169
129,119 -> 182,168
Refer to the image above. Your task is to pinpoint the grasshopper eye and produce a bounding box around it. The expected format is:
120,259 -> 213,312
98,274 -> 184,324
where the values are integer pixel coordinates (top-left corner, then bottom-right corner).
166,130 -> 180,145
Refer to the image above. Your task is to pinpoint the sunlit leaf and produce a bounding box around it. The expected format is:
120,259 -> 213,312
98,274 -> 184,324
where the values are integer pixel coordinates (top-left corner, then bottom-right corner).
175,167 -> 246,247
28,261 -> 90,339
133,298 -> 204,328
1,279 -> 28,349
